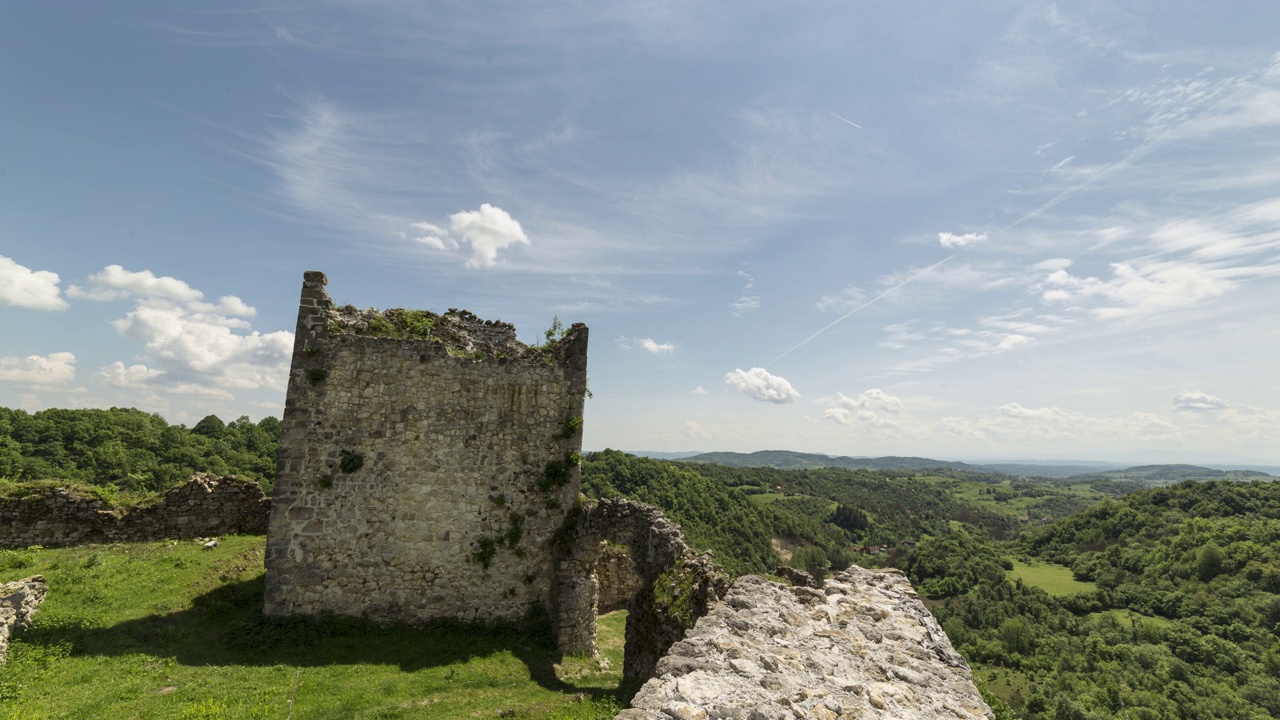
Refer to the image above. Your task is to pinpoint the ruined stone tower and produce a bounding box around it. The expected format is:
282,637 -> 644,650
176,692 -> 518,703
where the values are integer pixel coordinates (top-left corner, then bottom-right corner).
264,271 -> 588,624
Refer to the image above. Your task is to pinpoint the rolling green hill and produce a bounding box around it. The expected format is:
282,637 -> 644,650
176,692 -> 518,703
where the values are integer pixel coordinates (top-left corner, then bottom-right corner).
682,449 -> 989,473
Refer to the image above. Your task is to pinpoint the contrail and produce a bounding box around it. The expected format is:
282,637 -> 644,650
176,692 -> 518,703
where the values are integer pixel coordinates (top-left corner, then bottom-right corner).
771,254 -> 955,364
826,111 -> 862,129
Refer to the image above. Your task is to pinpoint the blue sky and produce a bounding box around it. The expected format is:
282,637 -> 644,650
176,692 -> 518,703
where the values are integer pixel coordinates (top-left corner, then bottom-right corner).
3,2 -> 1280,464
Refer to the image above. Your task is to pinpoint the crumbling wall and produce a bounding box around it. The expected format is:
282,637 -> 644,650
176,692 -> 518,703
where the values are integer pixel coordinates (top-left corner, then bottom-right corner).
555,498 -> 729,679
0,575 -> 48,664
0,474 -> 268,549
264,271 -> 589,626
618,567 -> 994,720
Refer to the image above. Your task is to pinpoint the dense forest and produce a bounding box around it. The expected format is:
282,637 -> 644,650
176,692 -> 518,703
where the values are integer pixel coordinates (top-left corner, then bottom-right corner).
0,406 -> 280,495
3,407 -> 1280,718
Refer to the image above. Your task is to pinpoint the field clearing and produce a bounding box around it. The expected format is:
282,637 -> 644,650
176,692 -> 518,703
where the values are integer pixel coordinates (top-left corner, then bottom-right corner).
1087,608 -> 1173,629
1006,559 -> 1097,596
0,537 -> 624,719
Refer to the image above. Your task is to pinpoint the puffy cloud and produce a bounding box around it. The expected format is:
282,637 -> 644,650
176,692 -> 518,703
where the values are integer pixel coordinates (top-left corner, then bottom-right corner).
821,389 -> 903,430
112,302 -> 293,389
640,338 -> 675,353
69,265 -> 256,318
0,256 -> 68,311
1173,390 -> 1230,412
724,367 -> 799,404
0,352 -> 76,385
69,265 -> 203,303
450,204 -> 530,268
96,362 -> 164,388
939,232 -> 987,248
72,265 -> 293,393
691,386 -> 708,395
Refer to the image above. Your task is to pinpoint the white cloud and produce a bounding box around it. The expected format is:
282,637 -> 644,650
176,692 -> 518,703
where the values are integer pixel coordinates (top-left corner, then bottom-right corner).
691,386 -> 708,395
73,265 -> 294,393
639,338 -> 675,353
96,362 -> 164,388
407,221 -> 455,251
1173,389 -> 1230,412
0,352 -> 76,385
729,295 -> 760,315
111,302 -> 293,389
939,231 -> 987,248
820,389 -> 904,430
1039,261 -> 1232,320
724,367 -> 799,404
833,389 -> 905,413
0,256 -> 68,311
68,265 -> 204,303
683,420 -> 709,441
815,286 -> 866,313
450,203 -> 530,268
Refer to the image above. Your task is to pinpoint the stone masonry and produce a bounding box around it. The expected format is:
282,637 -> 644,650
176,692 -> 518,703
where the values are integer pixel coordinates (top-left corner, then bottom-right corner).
618,567 -> 994,720
0,575 -> 48,665
556,498 -> 730,679
0,474 -> 268,549
264,271 -> 589,625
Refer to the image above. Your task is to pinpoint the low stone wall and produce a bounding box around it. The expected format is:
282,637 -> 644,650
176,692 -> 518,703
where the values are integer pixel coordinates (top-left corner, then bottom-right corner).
620,566 -> 993,720
0,575 -> 47,664
0,474 -> 269,549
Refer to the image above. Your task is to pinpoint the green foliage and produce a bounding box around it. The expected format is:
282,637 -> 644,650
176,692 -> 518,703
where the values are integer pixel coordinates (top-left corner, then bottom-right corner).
471,535 -> 498,569
0,406 -> 280,493
338,449 -> 363,474
582,450 -> 778,576
504,511 -> 524,548
930,480 -> 1280,719
539,452 -> 580,492
543,315 -> 566,345
304,367 -> 328,385
560,415 -> 584,439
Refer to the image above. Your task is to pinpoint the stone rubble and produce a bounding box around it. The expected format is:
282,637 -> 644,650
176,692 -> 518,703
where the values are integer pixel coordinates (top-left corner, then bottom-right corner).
619,566 -> 993,720
0,575 -> 47,664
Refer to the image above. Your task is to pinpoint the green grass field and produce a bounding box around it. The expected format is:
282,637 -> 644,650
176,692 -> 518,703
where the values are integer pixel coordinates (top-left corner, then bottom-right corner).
0,538 -> 625,719
1006,559 -> 1097,596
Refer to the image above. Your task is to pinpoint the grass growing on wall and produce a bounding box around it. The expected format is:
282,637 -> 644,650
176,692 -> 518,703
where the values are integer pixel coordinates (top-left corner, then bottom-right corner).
0,538 -> 626,719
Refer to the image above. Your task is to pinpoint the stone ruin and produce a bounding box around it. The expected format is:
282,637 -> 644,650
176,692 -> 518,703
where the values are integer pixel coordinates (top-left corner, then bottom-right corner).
0,473 -> 268,549
0,575 -> 47,665
264,271 -> 733,678
262,271 -> 991,715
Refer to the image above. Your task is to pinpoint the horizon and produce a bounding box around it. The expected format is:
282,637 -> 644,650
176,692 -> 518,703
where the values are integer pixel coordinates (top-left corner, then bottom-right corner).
4,3 -> 1280,465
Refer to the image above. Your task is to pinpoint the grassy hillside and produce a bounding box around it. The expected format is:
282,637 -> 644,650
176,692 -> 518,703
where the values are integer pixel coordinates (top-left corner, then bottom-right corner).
0,538 -> 626,719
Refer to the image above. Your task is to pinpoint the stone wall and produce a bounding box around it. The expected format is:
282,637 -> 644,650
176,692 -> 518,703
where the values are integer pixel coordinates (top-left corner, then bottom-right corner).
0,575 -> 47,665
264,271 -> 589,626
0,474 -> 268,549
596,543 -> 643,614
618,567 -> 994,720
555,498 -> 730,679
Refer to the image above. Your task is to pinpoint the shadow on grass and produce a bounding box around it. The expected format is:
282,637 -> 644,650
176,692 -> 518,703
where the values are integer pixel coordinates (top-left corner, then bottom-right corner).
19,575 -> 620,701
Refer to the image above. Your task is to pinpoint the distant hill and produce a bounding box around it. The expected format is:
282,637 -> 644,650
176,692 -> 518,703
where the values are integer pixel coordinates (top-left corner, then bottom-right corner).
981,463 -> 1126,478
1062,463 -> 1274,486
681,450 -> 984,473
620,450 -> 706,460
